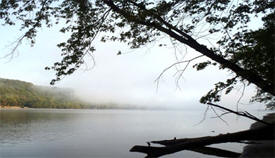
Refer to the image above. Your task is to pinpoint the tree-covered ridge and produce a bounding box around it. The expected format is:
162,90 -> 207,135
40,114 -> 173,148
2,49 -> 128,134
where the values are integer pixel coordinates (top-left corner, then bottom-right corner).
0,78 -> 88,109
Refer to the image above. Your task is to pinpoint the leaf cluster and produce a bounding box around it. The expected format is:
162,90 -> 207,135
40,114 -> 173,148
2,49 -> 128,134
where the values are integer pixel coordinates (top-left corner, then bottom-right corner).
1,0 -> 274,105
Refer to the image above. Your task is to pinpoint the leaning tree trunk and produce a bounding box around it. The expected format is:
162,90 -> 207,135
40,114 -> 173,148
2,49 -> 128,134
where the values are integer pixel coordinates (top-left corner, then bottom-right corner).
103,0 -> 274,96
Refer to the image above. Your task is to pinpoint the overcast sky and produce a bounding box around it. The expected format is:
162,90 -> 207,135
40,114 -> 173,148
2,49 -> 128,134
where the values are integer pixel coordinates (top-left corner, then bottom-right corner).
0,23 -> 264,111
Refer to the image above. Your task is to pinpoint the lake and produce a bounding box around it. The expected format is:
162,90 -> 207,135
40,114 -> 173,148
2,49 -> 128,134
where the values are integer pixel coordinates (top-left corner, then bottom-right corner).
0,108 -> 268,158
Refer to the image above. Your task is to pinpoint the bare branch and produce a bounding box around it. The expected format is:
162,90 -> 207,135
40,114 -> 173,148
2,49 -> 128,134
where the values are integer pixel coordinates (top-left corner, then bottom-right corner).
209,105 -> 229,125
236,81 -> 246,111
207,103 -> 272,125
194,105 -> 210,126
211,111 -> 231,119
155,55 -> 204,89
0,35 -> 25,62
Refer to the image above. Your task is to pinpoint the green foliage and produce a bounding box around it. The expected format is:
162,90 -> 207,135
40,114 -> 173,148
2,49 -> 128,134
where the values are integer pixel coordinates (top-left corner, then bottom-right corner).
0,78 -> 89,109
193,61 -> 212,71
0,0 -> 274,105
201,12 -> 275,104
200,78 -> 237,104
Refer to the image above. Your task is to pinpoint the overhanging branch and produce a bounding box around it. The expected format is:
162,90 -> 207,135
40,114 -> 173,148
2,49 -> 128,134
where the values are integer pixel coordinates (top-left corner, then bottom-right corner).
103,0 -> 274,96
207,102 -> 272,126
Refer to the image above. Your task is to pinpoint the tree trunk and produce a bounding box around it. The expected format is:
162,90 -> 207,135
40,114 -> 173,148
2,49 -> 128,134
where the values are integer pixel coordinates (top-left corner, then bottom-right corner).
130,124 -> 275,158
103,0 -> 274,96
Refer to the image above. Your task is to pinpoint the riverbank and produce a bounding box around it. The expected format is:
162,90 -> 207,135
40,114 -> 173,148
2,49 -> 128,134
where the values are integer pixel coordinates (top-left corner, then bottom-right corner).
0,106 -> 28,109
239,113 -> 275,158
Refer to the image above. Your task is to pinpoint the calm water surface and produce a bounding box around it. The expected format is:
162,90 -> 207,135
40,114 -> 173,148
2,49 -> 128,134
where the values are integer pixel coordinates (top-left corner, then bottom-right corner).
0,109 -> 268,158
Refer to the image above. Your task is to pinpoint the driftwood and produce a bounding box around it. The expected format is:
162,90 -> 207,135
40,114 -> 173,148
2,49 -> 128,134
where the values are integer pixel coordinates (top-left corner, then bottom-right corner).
130,124 -> 275,158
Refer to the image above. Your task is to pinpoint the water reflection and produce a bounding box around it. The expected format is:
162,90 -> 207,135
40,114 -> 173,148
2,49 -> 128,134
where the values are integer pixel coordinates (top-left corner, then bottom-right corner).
239,112 -> 275,158
0,109 -> 77,145
0,109 -> 265,158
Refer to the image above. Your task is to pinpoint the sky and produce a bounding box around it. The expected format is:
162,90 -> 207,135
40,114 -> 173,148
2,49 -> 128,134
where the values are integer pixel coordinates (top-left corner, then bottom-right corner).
0,20 -> 265,111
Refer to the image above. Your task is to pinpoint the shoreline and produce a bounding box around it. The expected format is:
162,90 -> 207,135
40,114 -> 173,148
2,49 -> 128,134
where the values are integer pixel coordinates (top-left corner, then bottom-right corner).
0,106 -> 28,109
239,113 -> 275,158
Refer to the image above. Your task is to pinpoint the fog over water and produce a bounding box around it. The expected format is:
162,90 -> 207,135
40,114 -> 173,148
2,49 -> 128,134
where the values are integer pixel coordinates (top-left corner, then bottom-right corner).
0,4 -> 270,158
1,109 -> 269,158
0,25 -> 265,111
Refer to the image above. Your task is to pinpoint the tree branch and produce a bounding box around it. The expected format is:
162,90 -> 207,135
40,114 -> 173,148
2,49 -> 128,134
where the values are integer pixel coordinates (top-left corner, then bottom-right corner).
103,0 -> 274,96
155,55 -> 204,89
207,103 -> 272,126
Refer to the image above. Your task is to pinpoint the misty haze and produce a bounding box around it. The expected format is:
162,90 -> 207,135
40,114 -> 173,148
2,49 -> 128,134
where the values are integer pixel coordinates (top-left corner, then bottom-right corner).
0,1 -> 274,158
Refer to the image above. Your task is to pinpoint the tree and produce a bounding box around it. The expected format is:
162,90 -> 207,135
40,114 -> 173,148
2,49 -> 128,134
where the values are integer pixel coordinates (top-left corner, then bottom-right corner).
0,0 -> 274,157
0,0 -> 274,104
0,78 -> 88,108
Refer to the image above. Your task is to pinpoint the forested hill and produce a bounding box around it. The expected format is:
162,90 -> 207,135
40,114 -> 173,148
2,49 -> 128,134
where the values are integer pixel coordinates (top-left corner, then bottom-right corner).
0,78 -> 89,109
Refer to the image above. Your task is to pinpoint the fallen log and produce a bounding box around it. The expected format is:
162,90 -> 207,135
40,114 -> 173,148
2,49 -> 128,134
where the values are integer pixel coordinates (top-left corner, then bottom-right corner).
178,146 -> 241,158
130,124 -> 275,158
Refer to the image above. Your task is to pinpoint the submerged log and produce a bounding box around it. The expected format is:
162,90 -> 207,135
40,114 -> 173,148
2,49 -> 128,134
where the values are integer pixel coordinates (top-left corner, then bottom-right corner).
130,124 -> 275,158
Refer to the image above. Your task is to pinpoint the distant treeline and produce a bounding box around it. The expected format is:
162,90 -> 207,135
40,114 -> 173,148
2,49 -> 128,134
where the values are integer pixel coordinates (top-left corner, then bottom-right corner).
0,78 -> 89,109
